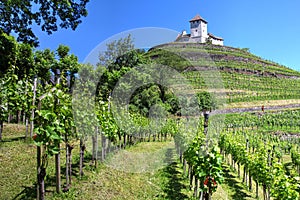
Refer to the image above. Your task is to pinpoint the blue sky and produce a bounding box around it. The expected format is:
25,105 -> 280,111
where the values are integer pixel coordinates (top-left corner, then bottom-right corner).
34,0 -> 300,71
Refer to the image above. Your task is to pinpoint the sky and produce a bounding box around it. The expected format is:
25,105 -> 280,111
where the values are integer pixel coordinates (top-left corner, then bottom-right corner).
33,0 -> 300,71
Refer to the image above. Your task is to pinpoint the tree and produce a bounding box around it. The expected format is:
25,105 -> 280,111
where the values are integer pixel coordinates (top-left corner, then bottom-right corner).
97,36 -> 148,102
197,91 -> 217,135
0,33 -> 36,139
34,49 -> 56,83
98,34 -> 135,67
0,0 -> 89,46
0,32 -> 17,76
15,42 -> 35,80
53,45 -> 80,90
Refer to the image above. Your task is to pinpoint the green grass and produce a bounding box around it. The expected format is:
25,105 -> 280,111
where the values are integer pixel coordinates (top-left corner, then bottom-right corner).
0,123 -> 81,200
1,123 -> 294,200
0,124 -> 37,200
214,164 -> 258,200
0,125 -> 193,200
52,141 -> 193,200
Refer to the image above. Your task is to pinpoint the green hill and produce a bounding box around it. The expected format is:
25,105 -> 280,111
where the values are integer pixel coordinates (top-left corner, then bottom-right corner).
147,43 -> 300,106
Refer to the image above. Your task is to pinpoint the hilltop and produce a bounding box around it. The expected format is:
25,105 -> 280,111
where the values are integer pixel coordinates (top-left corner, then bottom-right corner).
147,42 -> 300,108
148,42 -> 300,78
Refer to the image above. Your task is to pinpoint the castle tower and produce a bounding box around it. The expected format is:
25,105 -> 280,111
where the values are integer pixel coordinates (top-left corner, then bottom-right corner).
189,14 -> 208,43
175,14 -> 223,45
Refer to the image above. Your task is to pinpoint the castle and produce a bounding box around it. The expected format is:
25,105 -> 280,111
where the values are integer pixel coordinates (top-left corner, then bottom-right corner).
175,14 -> 224,46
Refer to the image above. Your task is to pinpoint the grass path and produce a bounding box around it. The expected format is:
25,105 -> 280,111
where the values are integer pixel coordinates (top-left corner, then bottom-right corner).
53,141 -> 259,200
0,124 -> 37,200
57,141 -> 193,200
213,165 -> 257,200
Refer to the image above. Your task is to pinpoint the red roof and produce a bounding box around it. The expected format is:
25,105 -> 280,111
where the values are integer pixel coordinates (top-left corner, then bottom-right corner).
189,14 -> 207,23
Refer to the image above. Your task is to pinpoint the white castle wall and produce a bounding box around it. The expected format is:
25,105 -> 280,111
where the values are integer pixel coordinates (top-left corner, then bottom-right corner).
212,39 -> 223,46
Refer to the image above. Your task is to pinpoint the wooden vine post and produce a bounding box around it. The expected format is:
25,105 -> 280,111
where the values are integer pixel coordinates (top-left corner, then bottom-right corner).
55,69 -> 61,193
30,75 -> 38,138
36,90 -> 47,200
92,126 -> 99,167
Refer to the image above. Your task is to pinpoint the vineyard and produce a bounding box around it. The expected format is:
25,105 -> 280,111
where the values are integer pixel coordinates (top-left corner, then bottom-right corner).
1,35 -> 300,200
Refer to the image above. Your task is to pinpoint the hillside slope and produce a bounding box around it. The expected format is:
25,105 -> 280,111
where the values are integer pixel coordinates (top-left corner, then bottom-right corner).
149,43 -> 300,77
147,43 -> 300,107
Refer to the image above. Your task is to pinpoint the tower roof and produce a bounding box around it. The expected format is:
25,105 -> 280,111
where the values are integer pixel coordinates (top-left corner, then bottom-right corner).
189,14 -> 207,23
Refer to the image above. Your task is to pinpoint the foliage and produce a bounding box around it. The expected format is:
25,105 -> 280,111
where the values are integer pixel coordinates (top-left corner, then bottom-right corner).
197,91 -> 217,111
240,48 -> 250,53
34,86 -> 74,157
0,75 -> 9,125
271,163 -> 300,200
219,130 -> 300,199
0,0 -> 89,46
73,64 -> 99,140
34,49 -> 55,82
0,32 -> 17,76
97,101 -> 118,140
0,68 -> 33,122
205,37 -> 212,45
98,34 -> 135,67
196,147 -> 224,194
1,32 -> 55,81
146,48 -> 191,72
97,36 -> 150,105
54,45 -> 81,89
14,42 -> 35,79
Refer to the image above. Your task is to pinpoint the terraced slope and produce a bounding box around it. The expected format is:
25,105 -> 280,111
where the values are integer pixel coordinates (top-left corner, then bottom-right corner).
147,43 -> 300,106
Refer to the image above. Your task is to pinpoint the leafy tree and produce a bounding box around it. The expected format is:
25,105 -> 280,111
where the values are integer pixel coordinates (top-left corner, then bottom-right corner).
1,31 -> 54,80
97,45 -> 148,101
15,42 -> 35,80
197,91 -> 217,112
34,49 -> 56,83
0,0 -> 89,46
197,91 -> 217,135
98,34 -> 135,67
0,32 -> 17,76
0,34 -> 36,139
0,32 -> 52,81
53,45 -> 81,90
98,36 -> 182,117
130,84 -> 162,115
